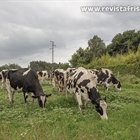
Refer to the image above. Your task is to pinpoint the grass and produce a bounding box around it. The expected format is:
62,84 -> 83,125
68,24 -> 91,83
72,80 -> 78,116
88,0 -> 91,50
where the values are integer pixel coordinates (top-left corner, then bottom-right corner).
0,77 -> 140,140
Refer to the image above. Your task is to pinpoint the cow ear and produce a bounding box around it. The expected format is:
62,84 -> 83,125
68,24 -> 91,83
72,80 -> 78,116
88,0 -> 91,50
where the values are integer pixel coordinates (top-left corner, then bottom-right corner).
32,95 -> 40,98
104,96 -> 106,102
46,94 -> 52,98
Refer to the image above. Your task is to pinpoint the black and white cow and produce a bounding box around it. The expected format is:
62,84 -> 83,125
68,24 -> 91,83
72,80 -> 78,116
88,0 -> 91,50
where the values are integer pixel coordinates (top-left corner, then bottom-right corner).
58,67 -> 108,119
4,68 -> 51,108
37,70 -> 51,84
0,69 -> 12,88
89,68 -> 121,91
58,67 -> 76,97
52,69 -> 65,91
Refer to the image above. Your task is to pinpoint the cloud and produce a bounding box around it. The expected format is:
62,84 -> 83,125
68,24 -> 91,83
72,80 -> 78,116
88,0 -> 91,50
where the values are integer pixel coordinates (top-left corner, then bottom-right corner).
0,0 -> 140,67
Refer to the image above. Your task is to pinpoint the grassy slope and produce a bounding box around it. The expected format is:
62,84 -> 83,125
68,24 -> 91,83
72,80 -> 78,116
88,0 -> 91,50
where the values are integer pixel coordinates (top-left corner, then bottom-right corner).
0,76 -> 140,140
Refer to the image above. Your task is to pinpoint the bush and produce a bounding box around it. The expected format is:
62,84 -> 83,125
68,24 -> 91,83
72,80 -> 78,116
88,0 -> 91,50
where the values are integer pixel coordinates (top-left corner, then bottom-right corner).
86,46 -> 140,77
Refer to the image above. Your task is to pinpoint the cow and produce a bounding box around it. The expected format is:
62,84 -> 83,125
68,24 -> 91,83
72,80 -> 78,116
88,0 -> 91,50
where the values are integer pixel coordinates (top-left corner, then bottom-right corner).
58,67 -> 76,97
0,69 -> 12,88
52,68 -> 76,95
89,68 -> 121,91
52,69 -> 65,91
4,68 -> 51,108
37,70 -> 51,84
58,67 -> 108,119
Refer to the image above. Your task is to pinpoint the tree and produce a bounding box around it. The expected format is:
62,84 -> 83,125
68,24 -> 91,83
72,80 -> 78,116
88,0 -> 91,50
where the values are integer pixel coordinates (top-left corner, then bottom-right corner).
0,63 -> 21,71
87,35 -> 106,58
58,62 -> 70,70
107,30 -> 140,56
69,35 -> 106,67
84,48 -> 94,64
29,61 -> 58,71
69,49 -> 81,68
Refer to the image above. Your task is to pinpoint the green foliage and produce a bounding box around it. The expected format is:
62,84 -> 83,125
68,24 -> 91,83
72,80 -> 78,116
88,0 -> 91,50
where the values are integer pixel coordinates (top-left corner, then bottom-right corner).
30,61 -> 70,71
88,35 -> 106,57
86,43 -> 140,77
69,35 -> 106,67
69,47 -> 86,67
107,30 -> 140,56
57,62 -> 70,70
69,30 -> 140,75
69,30 -> 140,68
0,62 -> 70,72
30,61 -> 56,71
0,63 -> 21,71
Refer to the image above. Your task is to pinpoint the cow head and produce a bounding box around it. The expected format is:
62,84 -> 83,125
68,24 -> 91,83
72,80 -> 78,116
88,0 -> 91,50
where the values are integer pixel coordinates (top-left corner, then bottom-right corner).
93,97 -> 108,120
32,94 -> 51,108
88,87 -> 108,120
114,81 -> 121,91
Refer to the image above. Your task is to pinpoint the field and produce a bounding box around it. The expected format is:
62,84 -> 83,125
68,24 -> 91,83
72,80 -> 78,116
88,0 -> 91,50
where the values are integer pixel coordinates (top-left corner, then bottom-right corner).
0,75 -> 140,140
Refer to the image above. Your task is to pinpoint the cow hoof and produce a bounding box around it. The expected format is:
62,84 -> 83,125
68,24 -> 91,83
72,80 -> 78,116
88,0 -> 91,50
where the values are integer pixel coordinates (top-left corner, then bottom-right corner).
80,105 -> 85,109
10,100 -> 14,104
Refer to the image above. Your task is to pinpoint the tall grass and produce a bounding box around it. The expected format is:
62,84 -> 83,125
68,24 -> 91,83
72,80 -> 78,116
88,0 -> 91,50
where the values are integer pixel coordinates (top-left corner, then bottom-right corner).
0,78 -> 140,140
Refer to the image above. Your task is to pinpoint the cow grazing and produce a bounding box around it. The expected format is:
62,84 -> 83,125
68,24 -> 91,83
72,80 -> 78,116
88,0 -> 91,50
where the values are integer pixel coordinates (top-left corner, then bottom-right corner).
4,68 -> 51,108
89,68 -> 121,91
58,67 -> 108,119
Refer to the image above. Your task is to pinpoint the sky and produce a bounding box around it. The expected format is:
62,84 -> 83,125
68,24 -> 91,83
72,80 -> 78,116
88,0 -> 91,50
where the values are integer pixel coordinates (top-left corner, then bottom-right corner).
0,0 -> 140,67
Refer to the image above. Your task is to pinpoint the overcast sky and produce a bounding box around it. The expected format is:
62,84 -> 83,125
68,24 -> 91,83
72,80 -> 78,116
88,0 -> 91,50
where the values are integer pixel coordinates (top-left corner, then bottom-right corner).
0,0 -> 140,67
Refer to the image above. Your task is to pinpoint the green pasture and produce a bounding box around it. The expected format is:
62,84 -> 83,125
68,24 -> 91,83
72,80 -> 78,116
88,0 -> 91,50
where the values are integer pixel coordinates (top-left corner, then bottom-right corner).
0,75 -> 140,140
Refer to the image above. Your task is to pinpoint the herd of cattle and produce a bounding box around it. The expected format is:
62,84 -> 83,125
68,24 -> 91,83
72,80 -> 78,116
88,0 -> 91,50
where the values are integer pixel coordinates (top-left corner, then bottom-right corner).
0,67 -> 121,120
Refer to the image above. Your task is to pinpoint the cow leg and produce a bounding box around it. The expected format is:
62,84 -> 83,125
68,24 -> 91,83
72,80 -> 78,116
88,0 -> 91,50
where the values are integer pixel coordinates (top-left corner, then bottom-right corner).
58,88 -> 68,98
57,87 -> 61,95
82,93 -> 90,110
65,90 -> 68,98
24,92 -> 28,107
28,92 -> 34,103
84,99 -> 90,110
47,80 -> 50,85
32,98 -> 35,103
104,83 -> 109,91
5,81 -> 14,104
105,80 -> 112,91
75,92 -> 83,114
6,87 -> 14,104
52,78 -> 56,91
104,85 -> 108,91
1,82 -> 5,89
8,91 -> 14,104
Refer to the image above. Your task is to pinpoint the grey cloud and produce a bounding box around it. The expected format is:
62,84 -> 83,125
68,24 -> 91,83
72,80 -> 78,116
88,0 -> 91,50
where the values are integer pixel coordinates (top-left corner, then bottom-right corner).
0,0 -> 140,67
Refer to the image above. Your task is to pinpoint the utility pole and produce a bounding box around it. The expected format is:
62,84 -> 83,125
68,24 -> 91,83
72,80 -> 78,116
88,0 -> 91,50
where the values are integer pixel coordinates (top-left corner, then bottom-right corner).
50,41 -> 55,70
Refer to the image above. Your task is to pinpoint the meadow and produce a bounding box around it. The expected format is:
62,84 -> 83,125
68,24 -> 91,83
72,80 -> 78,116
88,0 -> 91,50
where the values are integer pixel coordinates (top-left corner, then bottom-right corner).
0,75 -> 140,140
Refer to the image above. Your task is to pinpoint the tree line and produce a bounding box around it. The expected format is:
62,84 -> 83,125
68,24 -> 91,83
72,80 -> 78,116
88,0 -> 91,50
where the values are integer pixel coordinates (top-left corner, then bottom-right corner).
0,62 -> 70,72
69,29 -> 140,67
